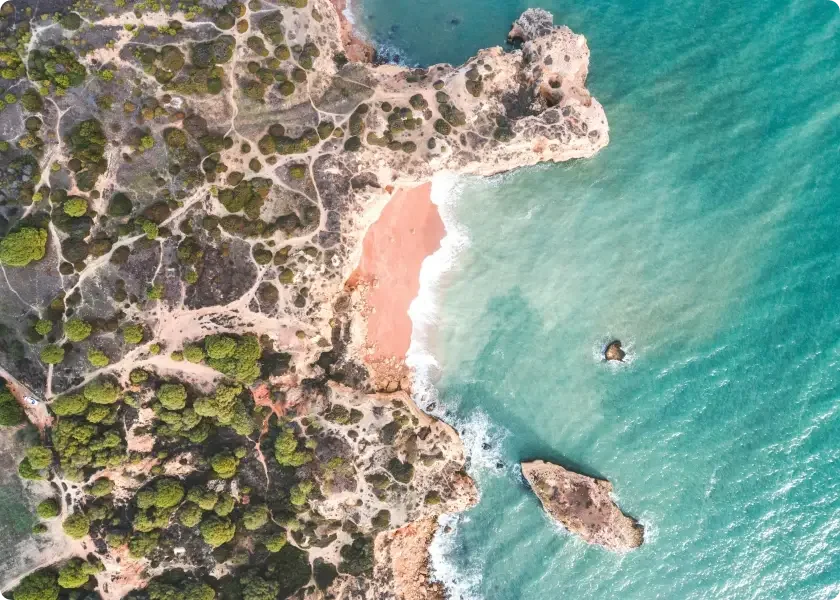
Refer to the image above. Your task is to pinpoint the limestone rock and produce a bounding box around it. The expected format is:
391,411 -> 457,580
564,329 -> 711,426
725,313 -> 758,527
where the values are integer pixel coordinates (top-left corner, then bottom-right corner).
521,460 -> 644,551
508,8 -> 555,43
605,340 -> 626,362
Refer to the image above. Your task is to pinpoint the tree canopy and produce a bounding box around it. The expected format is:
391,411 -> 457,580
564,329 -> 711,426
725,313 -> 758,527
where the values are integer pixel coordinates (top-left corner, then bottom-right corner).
0,386 -> 23,426
63,318 -> 92,342
12,570 -> 59,600
0,228 -> 48,267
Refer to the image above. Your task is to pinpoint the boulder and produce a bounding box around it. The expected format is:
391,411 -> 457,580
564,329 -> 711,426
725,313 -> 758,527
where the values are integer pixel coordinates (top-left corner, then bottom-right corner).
604,340 -> 625,362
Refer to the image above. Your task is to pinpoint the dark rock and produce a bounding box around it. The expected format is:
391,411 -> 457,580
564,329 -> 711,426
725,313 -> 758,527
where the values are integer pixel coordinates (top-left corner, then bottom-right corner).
604,340 -> 626,362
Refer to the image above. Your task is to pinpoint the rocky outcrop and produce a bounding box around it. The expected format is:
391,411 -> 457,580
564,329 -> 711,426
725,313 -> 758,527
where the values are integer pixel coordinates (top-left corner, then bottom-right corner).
508,8 -> 556,43
522,460 -> 643,551
605,340 -> 626,361
372,518 -> 446,600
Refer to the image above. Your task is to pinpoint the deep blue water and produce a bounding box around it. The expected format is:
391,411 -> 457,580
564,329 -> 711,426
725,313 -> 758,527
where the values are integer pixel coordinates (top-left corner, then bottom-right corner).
351,0 -> 840,598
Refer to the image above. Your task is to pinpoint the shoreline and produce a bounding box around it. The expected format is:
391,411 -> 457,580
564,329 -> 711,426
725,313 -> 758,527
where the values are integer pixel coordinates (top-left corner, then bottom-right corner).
328,0 -> 376,62
349,182 -> 446,392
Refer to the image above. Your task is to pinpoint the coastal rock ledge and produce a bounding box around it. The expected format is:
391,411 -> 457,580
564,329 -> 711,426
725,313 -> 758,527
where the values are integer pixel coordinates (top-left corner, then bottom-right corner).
522,460 -> 644,551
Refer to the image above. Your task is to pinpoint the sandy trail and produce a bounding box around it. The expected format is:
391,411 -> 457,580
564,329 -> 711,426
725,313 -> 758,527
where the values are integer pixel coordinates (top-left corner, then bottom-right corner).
0,365 -> 53,434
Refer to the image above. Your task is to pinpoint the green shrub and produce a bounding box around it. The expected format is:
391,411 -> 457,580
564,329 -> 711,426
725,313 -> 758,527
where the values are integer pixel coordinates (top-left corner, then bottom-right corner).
83,380 -> 119,405
184,344 -> 205,363
21,89 -> 44,113
152,478 -> 185,508
214,493 -> 235,516
200,515 -> 236,547
288,164 -> 306,179
108,192 -> 133,216
264,533 -> 286,552
142,221 -> 159,240
34,319 -> 53,335
146,284 -> 164,300
163,128 -> 187,148
36,498 -> 60,519
434,119 -> 452,135
88,478 -> 114,498
62,512 -> 90,539
122,324 -> 144,344
0,227 -> 48,267
63,319 -> 91,342
205,334 -> 236,359
371,509 -> 390,529
57,558 -> 95,589
63,197 -> 87,217
242,504 -> 269,530
12,570 -> 59,600
51,394 -> 86,416
274,427 -> 311,467
210,451 -> 238,479
40,344 -> 64,364
59,12 -> 82,30
18,457 -> 44,480
87,348 -> 109,367
289,480 -> 313,506
27,446 -> 53,469
129,369 -> 149,384
178,502 -> 203,527
409,94 -> 428,110
0,387 -> 23,426
128,531 -> 159,558
85,404 -> 110,424
158,383 -> 187,410
338,536 -> 373,576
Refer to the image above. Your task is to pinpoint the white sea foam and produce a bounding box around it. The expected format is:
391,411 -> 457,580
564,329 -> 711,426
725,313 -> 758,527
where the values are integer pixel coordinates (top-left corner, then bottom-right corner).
406,171 -> 468,414
341,0 -> 356,26
428,513 -> 483,600
406,172 -> 503,599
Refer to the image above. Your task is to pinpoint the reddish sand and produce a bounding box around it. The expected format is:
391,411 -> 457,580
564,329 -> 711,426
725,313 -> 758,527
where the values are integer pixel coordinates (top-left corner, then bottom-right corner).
351,183 -> 444,363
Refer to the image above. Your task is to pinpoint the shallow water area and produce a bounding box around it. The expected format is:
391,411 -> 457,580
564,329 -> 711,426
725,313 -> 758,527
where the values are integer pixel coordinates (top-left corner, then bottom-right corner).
355,0 -> 840,598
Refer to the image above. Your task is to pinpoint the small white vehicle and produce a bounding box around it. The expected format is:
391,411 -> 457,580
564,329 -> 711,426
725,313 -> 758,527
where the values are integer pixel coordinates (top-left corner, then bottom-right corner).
24,396 -> 39,406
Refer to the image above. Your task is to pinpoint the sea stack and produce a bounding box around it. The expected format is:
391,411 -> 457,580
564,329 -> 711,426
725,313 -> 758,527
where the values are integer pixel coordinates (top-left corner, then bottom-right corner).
521,460 -> 644,551
604,340 -> 626,362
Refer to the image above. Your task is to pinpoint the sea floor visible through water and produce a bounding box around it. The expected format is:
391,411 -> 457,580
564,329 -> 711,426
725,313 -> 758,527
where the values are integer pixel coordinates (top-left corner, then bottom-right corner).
352,0 -> 840,599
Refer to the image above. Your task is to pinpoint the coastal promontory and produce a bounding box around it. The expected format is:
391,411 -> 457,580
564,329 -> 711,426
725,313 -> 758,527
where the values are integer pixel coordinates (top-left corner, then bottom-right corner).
522,460 -> 644,551
0,0 -> 609,597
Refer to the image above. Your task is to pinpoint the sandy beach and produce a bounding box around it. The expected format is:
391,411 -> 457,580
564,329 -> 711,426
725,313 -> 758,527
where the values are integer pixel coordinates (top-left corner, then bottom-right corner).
350,183 -> 445,372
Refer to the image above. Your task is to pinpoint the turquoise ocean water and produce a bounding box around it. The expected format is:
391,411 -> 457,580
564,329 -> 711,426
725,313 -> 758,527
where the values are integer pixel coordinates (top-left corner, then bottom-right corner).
350,0 -> 840,598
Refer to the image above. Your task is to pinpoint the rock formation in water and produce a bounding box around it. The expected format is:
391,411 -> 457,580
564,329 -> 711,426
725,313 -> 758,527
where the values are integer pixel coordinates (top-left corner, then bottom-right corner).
605,340 -> 626,361
522,460 -> 644,551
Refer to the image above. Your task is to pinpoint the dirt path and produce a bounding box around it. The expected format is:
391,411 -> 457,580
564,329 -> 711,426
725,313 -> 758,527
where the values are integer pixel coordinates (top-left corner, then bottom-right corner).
0,366 -> 52,434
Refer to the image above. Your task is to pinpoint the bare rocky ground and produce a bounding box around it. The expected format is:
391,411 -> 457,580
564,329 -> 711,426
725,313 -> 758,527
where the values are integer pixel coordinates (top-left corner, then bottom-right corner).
0,2 -> 608,599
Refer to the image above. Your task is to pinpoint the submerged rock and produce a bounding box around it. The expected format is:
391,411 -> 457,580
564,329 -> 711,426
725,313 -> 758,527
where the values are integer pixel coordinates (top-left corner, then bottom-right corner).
521,460 -> 644,551
604,340 -> 626,362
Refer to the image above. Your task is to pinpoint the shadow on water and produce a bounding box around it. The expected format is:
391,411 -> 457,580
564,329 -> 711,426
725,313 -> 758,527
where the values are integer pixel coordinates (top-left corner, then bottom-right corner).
443,287 -> 612,480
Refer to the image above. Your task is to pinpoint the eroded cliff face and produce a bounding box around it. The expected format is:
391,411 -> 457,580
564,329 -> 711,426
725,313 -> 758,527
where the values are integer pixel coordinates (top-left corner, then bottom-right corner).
0,1 -> 607,597
522,460 -> 644,551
